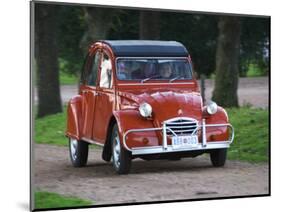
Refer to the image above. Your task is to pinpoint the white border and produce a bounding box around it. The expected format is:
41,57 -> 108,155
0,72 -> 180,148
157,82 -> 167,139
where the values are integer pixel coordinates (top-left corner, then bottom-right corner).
1,0 -> 279,212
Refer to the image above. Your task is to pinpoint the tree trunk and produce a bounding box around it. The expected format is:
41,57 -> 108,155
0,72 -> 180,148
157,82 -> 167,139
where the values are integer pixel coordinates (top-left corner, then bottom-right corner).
35,4 -> 62,117
139,11 -> 160,39
212,16 -> 241,107
80,7 -> 117,53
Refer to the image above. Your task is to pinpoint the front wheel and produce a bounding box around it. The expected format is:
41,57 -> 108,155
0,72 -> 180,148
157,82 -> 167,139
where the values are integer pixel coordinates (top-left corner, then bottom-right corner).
111,124 -> 131,174
210,148 -> 227,167
69,138 -> 89,167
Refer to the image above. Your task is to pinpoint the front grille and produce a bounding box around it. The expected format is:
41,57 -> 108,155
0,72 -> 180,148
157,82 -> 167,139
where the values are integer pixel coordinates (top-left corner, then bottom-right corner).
165,117 -> 198,136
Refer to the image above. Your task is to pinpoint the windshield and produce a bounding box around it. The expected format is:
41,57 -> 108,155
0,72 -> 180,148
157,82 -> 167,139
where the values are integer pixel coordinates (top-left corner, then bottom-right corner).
116,58 -> 193,82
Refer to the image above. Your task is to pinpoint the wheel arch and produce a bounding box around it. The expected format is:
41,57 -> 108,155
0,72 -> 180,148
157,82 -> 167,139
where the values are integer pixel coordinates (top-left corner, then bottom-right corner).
66,95 -> 83,140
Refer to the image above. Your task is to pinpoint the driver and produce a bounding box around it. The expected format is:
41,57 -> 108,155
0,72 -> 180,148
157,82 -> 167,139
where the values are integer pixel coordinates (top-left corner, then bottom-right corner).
159,63 -> 172,79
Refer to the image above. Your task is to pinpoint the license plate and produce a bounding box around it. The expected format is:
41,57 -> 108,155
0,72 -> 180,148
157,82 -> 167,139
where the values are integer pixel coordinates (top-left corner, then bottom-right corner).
172,135 -> 198,149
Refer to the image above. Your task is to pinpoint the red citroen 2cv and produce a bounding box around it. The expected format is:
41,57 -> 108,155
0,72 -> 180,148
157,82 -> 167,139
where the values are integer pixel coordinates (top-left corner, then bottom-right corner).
66,40 -> 234,174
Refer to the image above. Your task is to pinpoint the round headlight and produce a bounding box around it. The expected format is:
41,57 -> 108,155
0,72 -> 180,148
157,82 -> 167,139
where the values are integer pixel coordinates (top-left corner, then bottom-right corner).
139,102 -> 152,118
206,101 -> 218,115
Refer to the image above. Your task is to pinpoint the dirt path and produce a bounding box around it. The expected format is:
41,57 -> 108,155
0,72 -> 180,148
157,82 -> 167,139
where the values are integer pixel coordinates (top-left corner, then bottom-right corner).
34,144 -> 269,205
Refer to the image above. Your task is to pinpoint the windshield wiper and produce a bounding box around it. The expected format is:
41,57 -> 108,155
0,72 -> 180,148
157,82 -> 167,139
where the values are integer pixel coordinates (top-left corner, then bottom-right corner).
141,75 -> 160,83
169,76 -> 181,83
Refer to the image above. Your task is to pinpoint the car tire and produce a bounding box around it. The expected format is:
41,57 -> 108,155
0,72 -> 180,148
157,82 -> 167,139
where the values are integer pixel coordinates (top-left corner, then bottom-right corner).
210,148 -> 227,167
69,137 -> 89,167
111,124 -> 131,174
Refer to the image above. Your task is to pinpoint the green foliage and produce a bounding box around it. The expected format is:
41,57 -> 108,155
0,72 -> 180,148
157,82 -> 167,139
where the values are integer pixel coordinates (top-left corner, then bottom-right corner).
59,58 -> 79,85
57,5 -> 86,75
227,107 -> 269,163
246,63 -> 267,77
239,17 -> 269,76
35,191 -> 92,209
54,5 -> 269,78
160,13 -> 218,76
108,9 -> 139,39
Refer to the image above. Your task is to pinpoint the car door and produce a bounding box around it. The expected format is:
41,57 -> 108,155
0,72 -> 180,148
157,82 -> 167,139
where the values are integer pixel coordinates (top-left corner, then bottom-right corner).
92,51 -> 115,143
80,50 -> 102,140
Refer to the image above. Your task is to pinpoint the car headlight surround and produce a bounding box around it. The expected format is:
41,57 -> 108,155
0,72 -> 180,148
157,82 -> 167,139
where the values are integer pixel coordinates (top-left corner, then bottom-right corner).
139,102 -> 152,118
206,101 -> 218,115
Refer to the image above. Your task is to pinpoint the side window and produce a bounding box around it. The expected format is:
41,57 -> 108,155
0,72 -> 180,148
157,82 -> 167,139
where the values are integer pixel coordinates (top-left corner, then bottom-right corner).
87,51 -> 101,86
80,53 -> 90,84
99,53 -> 113,88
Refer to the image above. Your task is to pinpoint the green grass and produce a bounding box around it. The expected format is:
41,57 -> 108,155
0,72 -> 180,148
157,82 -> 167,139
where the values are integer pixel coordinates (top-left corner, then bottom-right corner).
35,109 -> 67,146
227,107 -> 269,163
59,71 -> 78,85
58,57 -> 79,85
34,71 -> 78,86
34,107 -> 101,149
246,63 -> 267,77
35,191 -> 92,209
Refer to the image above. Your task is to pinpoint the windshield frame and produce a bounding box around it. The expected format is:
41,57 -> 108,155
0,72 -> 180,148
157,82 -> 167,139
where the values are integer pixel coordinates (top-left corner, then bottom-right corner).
115,57 -> 193,84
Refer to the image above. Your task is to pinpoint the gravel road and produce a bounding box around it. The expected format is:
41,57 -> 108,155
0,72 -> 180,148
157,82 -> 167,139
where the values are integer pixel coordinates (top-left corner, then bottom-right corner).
34,144 -> 269,205
33,77 -> 269,108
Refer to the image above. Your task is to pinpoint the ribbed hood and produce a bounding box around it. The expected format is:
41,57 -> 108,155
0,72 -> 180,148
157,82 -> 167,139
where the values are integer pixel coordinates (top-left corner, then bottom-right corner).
118,89 -> 203,126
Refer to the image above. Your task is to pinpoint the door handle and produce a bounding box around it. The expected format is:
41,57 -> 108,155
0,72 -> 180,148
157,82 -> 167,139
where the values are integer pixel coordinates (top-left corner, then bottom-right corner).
94,91 -> 100,96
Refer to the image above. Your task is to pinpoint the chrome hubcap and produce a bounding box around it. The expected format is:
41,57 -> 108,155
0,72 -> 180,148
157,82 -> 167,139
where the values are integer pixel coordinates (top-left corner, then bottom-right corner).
113,134 -> 121,168
70,138 -> 78,160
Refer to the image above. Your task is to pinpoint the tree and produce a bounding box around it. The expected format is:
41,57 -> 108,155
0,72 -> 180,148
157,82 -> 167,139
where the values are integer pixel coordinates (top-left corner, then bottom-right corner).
80,7 -> 119,53
160,13 -> 218,76
57,5 -> 86,75
107,9 -> 139,40
35,4 -> 62,117
212,16 -> 241,107
139,11 -> 161,39
239,17 -> 269,76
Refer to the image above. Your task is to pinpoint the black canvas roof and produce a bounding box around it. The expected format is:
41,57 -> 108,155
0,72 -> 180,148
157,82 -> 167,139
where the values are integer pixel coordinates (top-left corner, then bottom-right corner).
102,40 -> 189,57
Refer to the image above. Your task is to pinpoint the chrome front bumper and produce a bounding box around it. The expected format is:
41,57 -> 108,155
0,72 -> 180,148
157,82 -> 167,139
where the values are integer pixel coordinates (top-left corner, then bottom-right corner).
123,118 -> 234,156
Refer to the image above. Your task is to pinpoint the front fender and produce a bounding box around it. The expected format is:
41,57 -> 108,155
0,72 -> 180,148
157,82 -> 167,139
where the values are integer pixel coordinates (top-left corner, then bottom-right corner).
66,95 -> 83,140
204,106 -> 230,142
113,110 -> 159,149
204,106 -> 229,124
